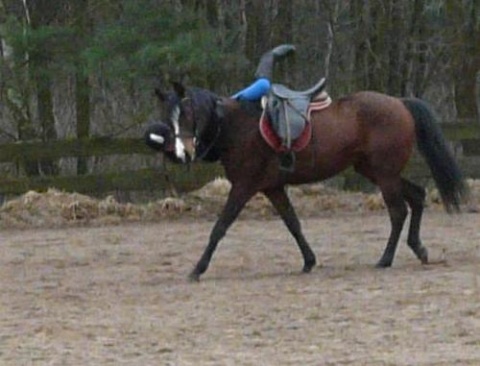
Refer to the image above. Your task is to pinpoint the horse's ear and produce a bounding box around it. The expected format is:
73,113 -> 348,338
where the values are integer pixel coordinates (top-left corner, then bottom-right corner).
172,81 -> 186,98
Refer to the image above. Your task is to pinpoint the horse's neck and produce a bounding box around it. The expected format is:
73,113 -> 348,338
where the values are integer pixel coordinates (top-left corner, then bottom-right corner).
221,99 -> 262,144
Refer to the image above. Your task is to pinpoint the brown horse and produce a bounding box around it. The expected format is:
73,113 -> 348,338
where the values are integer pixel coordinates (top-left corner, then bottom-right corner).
147,81 -> 467,281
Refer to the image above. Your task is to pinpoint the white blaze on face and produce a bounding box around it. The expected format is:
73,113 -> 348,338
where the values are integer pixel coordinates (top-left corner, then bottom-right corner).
171,105 -> 187,162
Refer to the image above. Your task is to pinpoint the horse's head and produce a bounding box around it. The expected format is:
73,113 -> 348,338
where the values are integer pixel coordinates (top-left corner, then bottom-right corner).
149,82 -> 221,163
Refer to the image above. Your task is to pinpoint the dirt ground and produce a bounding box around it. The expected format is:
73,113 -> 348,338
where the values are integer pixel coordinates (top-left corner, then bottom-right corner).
1,207 -> 479,365
1,179 -> 480,365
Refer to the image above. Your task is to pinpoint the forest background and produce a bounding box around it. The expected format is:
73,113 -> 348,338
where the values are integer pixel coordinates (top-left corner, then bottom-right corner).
0,0 -> 479,180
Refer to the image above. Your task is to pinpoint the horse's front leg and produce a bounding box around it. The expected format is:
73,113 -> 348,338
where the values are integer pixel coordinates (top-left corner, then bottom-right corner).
263,187 -> 316,273
189,185 -> 255,281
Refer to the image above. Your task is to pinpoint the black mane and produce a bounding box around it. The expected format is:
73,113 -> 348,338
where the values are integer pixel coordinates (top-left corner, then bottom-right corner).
187,87 -> 223,162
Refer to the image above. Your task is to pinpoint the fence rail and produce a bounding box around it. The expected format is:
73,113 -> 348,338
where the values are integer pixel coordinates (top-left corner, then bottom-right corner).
0,122 -> 478,196
0,137 -> 150,162
0,137 -> 224,196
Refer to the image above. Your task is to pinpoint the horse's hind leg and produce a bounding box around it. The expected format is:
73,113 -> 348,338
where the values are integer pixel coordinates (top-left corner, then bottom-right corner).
401,178 -> 428,264
263,187 -> 316,273
376,179 -> 408,268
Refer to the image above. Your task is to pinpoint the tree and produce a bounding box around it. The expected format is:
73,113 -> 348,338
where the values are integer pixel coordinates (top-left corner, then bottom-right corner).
446,0 -> 480,122
27,0 -> 63,175
1,0 -> 61,175
72,0 -> 91,175
1,0 -> 479,188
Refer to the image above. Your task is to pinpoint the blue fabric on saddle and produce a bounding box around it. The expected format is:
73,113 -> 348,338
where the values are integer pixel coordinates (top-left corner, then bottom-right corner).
266,78 -> 326,149
231,78 -> 271,101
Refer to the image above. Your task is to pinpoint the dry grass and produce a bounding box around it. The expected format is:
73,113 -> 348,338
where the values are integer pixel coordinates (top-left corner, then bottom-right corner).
0,178 -> 478,229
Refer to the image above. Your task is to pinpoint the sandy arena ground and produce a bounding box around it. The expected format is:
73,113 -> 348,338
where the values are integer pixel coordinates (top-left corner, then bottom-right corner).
1,206 -> 479,365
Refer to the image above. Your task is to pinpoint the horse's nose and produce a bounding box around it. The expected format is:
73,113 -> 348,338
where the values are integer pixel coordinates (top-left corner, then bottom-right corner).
173,135 -> 195,163
183,138 -> 196,161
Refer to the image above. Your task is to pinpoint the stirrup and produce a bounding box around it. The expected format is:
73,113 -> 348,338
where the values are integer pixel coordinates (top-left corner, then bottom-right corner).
279,151 -> 295,173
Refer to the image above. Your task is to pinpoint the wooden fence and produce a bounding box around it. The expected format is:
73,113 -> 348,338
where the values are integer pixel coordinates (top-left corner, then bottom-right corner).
0,137 -> 223,196
404,123 -> 480,181
0,122 -> 478,196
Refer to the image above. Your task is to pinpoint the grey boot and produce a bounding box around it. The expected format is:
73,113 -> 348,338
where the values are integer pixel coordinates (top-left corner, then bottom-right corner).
254,44 -> 296,79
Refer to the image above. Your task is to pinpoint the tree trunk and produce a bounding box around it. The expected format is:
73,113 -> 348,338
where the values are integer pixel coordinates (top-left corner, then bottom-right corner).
271,0 -> 294,83
245,1 -> 267,64
73,0 -> 91,175
35,72 -> 59,175
351,0 -> 368,90
368,2 -> 386,92
238,0 -> 247,56
75,68 -> 90,175
447,0 -> 480,122
411,0 -> 428,97
26,0 -> 59,175
386,1 -> 404,96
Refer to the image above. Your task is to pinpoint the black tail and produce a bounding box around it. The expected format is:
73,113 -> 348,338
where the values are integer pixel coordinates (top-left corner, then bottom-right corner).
402,98 -> 467,212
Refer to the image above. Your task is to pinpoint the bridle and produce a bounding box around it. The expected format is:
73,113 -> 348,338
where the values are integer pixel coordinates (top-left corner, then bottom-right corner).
175,90 -> 222,161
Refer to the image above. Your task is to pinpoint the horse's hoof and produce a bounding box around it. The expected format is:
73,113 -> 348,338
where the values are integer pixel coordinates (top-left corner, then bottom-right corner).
417,247 -> 429,264
375,260 -> 392,269
302,256 -> 316,273
302,263 -> 315,273
188,271 -> 201,282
